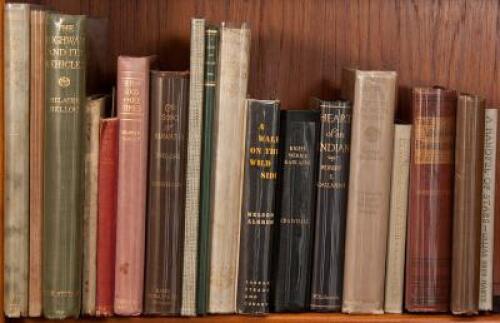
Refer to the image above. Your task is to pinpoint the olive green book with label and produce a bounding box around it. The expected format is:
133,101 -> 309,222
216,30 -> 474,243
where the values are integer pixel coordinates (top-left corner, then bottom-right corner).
42,13 -> 86,319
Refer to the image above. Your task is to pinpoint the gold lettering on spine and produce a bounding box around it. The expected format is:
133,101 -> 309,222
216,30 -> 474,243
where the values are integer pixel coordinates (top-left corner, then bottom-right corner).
248,123 -> 279,181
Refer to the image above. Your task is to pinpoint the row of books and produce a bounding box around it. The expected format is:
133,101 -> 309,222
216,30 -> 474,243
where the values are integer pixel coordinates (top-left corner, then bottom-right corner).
4,3 -> 500,320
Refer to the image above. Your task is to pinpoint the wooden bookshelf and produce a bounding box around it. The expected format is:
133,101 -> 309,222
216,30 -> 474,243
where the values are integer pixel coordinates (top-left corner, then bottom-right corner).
4,0 -> 500,322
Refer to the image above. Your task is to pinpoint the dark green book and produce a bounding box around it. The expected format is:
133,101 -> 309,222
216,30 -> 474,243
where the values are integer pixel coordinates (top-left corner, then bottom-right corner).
43,13 -> 86,319
197,24 -> 219,315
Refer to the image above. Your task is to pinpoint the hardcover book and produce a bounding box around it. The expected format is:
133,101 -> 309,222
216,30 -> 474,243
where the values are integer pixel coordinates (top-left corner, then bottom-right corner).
310,99 -> 352,312
114,55 -> 155,316
451,94 -> 484,315
405,87 -> 457,313
492,109 -> 500,312
236,99 -> 280,314
272,109 -> 320,312
4,3 -> 30,318
208,23 -> 250,314
197,24 -> 219,315
145,71 -> 189,315
43,13 -> 86,319
384,124 -> 412,314
341,69 -> 397,314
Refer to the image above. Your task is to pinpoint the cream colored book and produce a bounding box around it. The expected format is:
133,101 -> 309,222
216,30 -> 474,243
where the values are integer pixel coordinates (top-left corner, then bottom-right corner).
208,23 -> 250,314
384,124 -> 411,313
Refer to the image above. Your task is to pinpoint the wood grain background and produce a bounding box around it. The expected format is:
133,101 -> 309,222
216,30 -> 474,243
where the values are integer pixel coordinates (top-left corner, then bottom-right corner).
8,0 -> 500,120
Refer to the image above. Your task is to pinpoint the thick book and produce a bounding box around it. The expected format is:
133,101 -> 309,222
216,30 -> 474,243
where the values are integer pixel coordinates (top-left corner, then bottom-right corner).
4,3 -> 30,318
451,94 -> 484,315
181,17 -> 205,317
197,24 -> 219,315
405,87 -> 457,313
483,109 -> 498,311
96,117 -> 119,317
208,23 -> 250,314
310,99 -> 352,312
272,109 -> 320,312
384,124 -> 412,314
82,95 -> 107,315
341,69 -> 397,314
43,13 -> 86,319
114,55 -> 155,316
144,71 -> 190,315
28,7 -> 46,318
236,99 -> 280,314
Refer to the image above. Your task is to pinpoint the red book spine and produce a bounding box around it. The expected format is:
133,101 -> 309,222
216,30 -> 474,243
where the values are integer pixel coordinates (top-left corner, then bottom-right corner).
96,118 -> 119,316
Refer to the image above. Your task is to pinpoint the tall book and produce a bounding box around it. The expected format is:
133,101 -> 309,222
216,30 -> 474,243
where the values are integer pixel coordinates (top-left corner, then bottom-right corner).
384,124 -> 412,314
272,109 -> 320,312
405,87 -> 457,313
28,8 -> 46,317
4,3 -> 30,317
144,71 -> 190,315
236,99 -> 280,314
96,117 -> 119,317
181,17 -> 205,317
310,99 -> 352,312
82,95 -> 107,315
451,94 -> 484,315
341,69 -> 397,314
114,55 -> 155,316
43,13 -> 86,319
197,24 -> 219,315
492,110 -> 500,312
208,23 -> 250,314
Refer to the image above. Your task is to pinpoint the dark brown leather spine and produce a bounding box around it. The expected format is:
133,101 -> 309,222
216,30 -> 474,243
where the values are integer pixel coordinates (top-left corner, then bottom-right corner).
144,71 -> 189,315
405,87 -> 457,313
450,94 -> 484,315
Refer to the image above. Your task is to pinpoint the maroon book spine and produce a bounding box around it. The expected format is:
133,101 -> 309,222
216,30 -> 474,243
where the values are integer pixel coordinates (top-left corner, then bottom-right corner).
96,118 -> 119,316
405,87 -> 457,312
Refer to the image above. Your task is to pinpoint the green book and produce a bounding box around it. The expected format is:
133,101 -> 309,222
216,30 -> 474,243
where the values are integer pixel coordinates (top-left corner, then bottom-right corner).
197,24 -> 219,314
43,13 -> 86,319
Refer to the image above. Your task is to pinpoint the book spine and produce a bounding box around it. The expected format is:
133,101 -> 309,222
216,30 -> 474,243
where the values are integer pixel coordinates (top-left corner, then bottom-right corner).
480,109 -> 497,311
28,8 -> 46,317
310,100 -> 352,312
114,55 -> 154,316
43,13 -> 86,319
384,124 -> 411,314
181,17 -> 205,317
144,71 -> 189,315
236,99 -> 280,314
4,3 -> 30,317
95,118 -> 119,317
197,25 -> 219,315
341,70 -> 397,314
272,110 -> 320,312
405,87 -> 456,313
494,110 -> 500,312
82,95 -> 106,315
208,24 -> 250,314
451,94 -> 484,315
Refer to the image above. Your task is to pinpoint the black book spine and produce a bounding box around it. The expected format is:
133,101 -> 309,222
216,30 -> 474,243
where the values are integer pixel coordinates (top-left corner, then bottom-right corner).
272,109 -> 320,312
310,100 -> 352,311
237,100 -> 280,314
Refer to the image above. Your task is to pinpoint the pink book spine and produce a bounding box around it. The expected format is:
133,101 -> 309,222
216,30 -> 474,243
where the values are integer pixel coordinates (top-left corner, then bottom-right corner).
114,56 -> 154,315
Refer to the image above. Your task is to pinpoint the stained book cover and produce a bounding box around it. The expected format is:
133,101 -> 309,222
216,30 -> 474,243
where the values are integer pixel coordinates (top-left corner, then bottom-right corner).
236,99 -> 280,314
341,69 -> 397,314
114,55 -> 156,316
405,87 -> 457,313
145,71 -> 189,315
4,3 -> 30,318
451,94 -> 484,315
310,99 -> 351,312
42,13 -> 86,319
272,110 -> 320,312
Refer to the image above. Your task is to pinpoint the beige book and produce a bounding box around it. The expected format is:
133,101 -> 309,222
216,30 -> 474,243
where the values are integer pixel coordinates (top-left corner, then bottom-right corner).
341,68 -> 397,314
208,23 -> 250,314
384,124 -> 411,313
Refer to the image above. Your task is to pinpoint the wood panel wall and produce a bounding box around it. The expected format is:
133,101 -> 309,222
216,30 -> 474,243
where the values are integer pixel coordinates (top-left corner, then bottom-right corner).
8,0 -> 500,120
